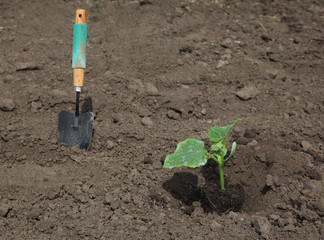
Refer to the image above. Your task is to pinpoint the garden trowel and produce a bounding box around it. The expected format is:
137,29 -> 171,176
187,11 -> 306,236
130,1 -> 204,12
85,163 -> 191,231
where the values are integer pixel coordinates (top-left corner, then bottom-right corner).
58,9 -> 93,150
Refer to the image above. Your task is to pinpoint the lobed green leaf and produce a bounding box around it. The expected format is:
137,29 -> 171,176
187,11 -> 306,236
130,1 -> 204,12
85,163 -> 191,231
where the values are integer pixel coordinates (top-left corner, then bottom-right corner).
207,118 -> 241,143
163,139 -> 208,169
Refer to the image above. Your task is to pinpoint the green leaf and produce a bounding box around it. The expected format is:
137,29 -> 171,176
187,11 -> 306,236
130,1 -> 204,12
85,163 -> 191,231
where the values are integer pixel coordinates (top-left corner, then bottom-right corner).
211,141 -> 227,159
207,118 -> 241,143
225,142 -> 237,162
163,139 -> 208,169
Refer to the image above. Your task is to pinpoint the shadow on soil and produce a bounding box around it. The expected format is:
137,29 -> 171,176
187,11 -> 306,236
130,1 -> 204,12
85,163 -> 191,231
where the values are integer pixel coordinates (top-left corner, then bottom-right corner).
163,160 -> 246,215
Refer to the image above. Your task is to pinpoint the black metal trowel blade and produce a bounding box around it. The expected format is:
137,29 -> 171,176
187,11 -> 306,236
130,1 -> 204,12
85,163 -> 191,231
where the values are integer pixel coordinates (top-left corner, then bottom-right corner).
58,111 -> 93,150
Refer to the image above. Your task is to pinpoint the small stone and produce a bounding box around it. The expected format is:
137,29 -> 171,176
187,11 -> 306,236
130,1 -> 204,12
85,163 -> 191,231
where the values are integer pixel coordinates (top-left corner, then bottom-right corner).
251,215 -> 271,237
220,38 -> 232,48
16,62 -> 40,71
141,117 -> 153,127
0,99 -> 15,111
27,207 -> 42,220
228,211 -> 239,222
255,151 -> 267,163
265,68 -> 279,79
0,203 -> 11,217
31,101 -> 42,112
167,110 -> 181,120
104,193 -> 112,205
269,214 -> 280,221
177,59 -> 184,66
236,86 -> 260,100
266,175 -> 274,187
106,140 -> 116,150
293,37 -> 301,44
216,60 -> 228,69
283,112 -> 290,119
247,139 -> 258,147
197,61 -> 208,67
283,224 -> 296,232
301,141 -> 313,152
123,193 -> 131,204
145,82 -> 159,95
138,225 -> 148,231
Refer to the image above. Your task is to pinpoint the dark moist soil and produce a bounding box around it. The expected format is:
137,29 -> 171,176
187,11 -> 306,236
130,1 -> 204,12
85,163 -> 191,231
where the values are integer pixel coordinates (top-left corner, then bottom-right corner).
201,183 -> 245,215
1,0 -> 324,239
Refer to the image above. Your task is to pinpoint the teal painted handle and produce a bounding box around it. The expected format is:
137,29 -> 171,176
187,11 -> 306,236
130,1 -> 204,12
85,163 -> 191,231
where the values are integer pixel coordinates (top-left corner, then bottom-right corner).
72,24 -> 87,69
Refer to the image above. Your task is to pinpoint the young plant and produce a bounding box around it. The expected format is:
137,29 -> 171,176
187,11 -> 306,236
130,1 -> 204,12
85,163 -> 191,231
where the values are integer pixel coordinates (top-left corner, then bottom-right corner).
163,118 -> 241,190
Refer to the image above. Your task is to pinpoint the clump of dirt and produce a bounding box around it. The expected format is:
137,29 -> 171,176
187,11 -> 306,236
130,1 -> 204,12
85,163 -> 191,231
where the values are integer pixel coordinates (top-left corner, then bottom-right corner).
201,183 -> 245,214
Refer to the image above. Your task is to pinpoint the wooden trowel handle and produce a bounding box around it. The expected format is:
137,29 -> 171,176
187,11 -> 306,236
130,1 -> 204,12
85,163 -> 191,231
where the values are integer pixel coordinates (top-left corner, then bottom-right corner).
75,9 -> 86,24
72,9 -> 87,92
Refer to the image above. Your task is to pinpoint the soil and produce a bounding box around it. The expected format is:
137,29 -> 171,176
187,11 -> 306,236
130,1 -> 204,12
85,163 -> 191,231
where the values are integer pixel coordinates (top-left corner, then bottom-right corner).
0,0 -> 323,239
201,183 -> 245,214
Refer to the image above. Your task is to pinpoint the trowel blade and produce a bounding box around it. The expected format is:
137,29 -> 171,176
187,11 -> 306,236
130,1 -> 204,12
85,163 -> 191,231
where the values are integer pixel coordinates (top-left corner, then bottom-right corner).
58,111 -> 93,150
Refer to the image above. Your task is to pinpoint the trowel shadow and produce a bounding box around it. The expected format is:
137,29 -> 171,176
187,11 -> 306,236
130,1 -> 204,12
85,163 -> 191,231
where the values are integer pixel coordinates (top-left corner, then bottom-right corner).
81,96 -> 93,113
162,172 -> 200,206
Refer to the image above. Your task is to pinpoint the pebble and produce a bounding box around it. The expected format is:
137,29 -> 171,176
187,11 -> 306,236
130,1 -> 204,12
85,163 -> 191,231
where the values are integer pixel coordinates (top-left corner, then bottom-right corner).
283,224 -> 296,232
266,174 -> 274,187
220,38 -> 232,48
269,214 -> 280,221
236,86 -> 260,100
31,101 -> 42,112
16,62 -> 40,71
177,59 -> 184,66
251,215 -> 271,237
301,140 -> 313,152
104,193 -> 113,205
265,68 -> 279,79
0,98 -> 15,111
141,117 -> 153,127
216,60 -> 228,69
106,140 -> 116,150
123,193 -> 132,204
145,82 -> 159,95
247,139 -> 258,147
0,203 -> 11,217
197,61 -> 208,67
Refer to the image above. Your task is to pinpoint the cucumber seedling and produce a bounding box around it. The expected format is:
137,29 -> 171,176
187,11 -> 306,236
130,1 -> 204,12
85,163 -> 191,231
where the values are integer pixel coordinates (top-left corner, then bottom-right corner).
163,118 -> 241,190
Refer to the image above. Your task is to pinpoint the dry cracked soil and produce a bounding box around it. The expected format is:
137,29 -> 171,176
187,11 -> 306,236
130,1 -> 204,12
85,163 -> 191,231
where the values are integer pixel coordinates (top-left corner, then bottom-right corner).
0,0 -> 324,239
